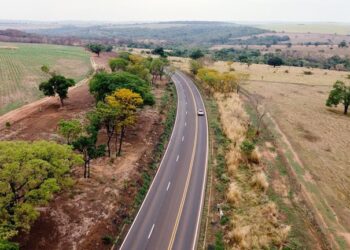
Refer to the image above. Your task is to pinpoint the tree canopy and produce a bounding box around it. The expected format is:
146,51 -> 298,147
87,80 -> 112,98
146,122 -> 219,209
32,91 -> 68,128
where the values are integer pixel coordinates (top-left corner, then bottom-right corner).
326,80 -> 350,115
190,49 -> 205,60
267,56 -> 283,67
0,141 -> 82,240
106,88 -> 143,155
58,119 -> 83,144
109,58 -> 129,72
39,75 -> 75,106
89,71 -> 154,105
86,43 -> 110,56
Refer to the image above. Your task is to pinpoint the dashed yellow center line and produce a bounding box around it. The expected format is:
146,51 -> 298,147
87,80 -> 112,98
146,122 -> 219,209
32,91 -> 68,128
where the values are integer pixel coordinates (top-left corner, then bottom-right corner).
167,74 -> 198,250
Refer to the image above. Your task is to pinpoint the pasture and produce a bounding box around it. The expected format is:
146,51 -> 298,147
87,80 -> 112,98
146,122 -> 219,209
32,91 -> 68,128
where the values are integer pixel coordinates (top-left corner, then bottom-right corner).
0,42 -> 92,114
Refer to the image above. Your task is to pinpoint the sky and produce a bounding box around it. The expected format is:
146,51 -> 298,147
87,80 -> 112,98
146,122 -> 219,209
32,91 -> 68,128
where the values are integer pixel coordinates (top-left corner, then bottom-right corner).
0,0 -> 350,23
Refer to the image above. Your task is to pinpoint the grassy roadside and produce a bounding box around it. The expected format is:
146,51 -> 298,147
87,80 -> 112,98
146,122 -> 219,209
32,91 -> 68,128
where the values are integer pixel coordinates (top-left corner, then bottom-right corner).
113,81 -> 177,247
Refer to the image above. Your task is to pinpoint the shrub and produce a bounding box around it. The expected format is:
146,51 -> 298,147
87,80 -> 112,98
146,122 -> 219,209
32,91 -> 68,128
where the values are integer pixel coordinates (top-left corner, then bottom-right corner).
303,71 -> 313,75
5,122 -> 11,129
251,171 -> 269,192
101,235 -> 114,245
240,139 -> 255,158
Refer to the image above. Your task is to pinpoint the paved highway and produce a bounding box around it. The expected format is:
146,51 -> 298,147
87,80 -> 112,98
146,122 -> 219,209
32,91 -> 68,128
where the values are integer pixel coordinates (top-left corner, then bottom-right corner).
118,71 -> 209,250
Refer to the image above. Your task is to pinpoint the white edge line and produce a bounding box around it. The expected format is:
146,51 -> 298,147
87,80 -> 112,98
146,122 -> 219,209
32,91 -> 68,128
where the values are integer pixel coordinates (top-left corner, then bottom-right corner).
178,72 -> 210,250
118,74 -> 181,250
167,181 -> 171,191
176,155 -> 179,162
182,136 -> 184,142
148,224 -> 155,239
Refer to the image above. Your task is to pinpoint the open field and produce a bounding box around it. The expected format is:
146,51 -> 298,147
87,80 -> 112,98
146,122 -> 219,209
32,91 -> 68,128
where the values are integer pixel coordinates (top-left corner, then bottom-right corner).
252,22 -> 350,35
0,42 -> 92,114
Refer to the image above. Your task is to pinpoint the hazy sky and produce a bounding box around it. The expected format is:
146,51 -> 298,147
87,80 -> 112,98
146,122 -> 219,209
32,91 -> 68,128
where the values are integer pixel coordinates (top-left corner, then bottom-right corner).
1,0 -> 349,23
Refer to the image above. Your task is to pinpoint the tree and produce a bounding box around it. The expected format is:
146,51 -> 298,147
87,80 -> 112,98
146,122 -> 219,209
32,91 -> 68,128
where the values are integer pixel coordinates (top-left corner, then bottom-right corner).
39,75 -> 75,107
126,63 -> 151,82
152,47 -> 166,57
190,49 -> 204,60
0,141 -> 82,240
58,119 -> 82,144
89,71 -> 154,105
326,80 -> 350,115
109,58 -> 129,72
267,56 -> 283,67
338,40 -> 348,48
189,60 -> 203,75
72,136 -> 105,178
150,58 -> 168,84
106,89 -> 143,156
87,43 -> 105,57
95,101 -> 121,157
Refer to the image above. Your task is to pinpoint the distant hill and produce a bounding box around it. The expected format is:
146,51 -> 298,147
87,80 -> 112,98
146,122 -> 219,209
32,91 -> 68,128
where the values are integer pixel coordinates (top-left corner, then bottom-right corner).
27,21 -> 267,47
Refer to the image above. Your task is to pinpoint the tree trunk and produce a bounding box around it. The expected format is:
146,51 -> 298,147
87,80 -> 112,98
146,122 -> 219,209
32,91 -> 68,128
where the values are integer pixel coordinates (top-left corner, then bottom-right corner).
118,126 -> 125,156
87,160 -> 91,178
84,161 -> 87,178
114,133 -> 118,157
60,97 -> 64,107
344,104 -> 349,115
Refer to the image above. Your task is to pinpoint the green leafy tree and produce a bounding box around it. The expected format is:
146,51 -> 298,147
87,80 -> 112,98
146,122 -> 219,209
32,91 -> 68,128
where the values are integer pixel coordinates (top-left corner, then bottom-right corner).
326,80 -> 350,114
109,58 -> 129,72
152,47 -> 166,57
126,63 -> 151,82
87,43 -> 105,57
267,56 -> 283,67
118,51 -> 131,61
0,141 -> 82,240
72,136 -> 105,178
89,71 -> 154,105
150,58 -> 168,84
338,40 -> 348,48
189,60 -> 203,75
95,102 -> 121,157
39,75 -> 75,107
58,119 -> 83,144
190,49 -> 204,60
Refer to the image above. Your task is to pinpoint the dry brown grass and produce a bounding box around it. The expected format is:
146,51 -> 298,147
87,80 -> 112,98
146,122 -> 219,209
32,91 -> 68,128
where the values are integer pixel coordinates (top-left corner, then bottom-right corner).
214,92 -> 290,249
227,182 -> 241,205
208,58 -> 350,248
251,171 -> 269,192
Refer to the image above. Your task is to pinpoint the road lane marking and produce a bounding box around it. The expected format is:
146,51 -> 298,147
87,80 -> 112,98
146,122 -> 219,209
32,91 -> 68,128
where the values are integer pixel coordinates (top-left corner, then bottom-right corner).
167,182 -> 171,191
168,73 -> 199,250
186,111 -> 188,115
176,155 -> 179,162
118,73 -> 181,250
148,224 -> 155,239
182,136 -> 184,142
185,122 -> 187,127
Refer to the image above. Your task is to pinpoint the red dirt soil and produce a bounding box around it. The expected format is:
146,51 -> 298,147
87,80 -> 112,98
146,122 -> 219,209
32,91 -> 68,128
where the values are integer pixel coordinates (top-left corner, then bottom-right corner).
0,51 -> 167,249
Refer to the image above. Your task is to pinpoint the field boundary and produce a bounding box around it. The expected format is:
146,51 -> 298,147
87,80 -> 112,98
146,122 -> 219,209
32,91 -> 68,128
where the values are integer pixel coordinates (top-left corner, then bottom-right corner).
240,86 -> 339,250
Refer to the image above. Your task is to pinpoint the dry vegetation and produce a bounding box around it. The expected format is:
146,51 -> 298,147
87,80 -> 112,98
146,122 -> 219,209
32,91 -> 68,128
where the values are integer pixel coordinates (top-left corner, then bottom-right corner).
215,93 -> 291,249
207,61 -> 350,248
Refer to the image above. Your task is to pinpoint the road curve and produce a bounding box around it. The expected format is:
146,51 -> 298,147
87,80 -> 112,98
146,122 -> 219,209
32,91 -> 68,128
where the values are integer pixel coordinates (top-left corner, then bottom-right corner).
118,71 -> 209,250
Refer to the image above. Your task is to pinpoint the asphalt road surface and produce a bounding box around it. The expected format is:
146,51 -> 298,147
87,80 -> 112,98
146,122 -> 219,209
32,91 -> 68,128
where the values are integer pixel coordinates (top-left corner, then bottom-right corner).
118,71 -> 209,250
